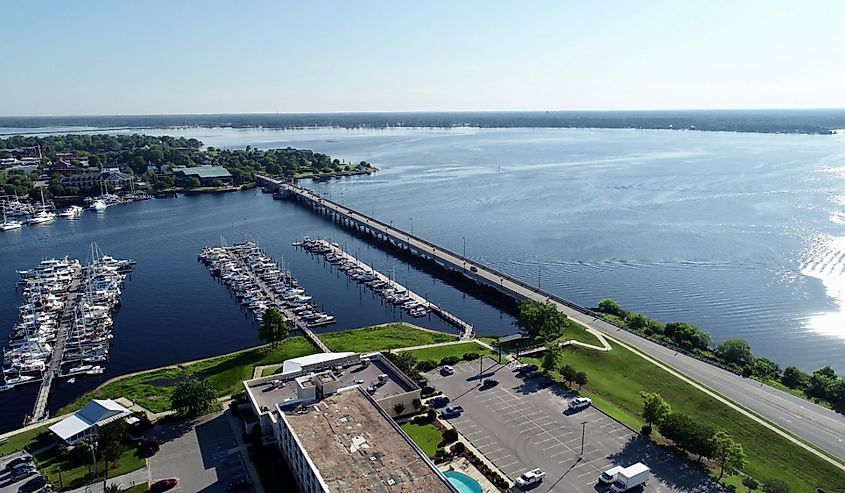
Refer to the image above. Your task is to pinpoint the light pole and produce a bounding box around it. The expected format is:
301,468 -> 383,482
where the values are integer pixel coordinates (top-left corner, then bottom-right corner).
538,265 -> 542,289
462,236 -> 466,258
580,421 -> 587,456
57,465 -> 63,489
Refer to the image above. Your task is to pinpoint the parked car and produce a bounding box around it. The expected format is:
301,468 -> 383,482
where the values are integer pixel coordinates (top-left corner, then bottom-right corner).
17,476 -> 49,493
149,478 -> 179,492
441,365 -> 455,376
481,378 -> 499,388
430,396 -> 450,408
227,475 -> 253,491
11,464 -> 37,481
515,468 -> 545,488
440,406 -> 464,418
598,465 -> 624,484
568,397 -> 592,410
5,455 -> 33,470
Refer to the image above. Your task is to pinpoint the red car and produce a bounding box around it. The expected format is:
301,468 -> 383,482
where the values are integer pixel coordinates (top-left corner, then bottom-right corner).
150,478 -> 179,492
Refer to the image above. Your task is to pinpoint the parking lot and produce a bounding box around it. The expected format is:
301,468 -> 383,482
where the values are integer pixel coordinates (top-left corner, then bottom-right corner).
427,359 -> 721,493
0,451 -> 47,493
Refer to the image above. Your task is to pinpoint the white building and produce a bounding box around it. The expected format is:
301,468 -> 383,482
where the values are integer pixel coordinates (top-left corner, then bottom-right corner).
49,399 -> 132,445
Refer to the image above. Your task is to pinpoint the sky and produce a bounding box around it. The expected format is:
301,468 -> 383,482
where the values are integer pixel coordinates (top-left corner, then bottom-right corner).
1,0 -> 844,116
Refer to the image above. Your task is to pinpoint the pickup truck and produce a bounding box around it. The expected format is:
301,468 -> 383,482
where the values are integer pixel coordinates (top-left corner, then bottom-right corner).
515,468 -> 545,488
440,406 -> 464,418
598,465 -> 624,484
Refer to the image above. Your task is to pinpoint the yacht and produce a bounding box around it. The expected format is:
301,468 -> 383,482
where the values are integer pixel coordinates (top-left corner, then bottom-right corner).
1,203 -> 22,231
90,199 -> 107,211
27,188 -> 55,224
59,205 -> 83,218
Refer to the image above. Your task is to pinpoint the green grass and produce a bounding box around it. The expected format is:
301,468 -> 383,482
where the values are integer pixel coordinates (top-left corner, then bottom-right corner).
408,342 -> 498,365
320,323 -> 456,352
0,426 -> 47,456
400,422 -> 442,457
120,485 -> 150,493
36,444 -> 145,491
61,337 -> 319,414
521,341 -> 845,492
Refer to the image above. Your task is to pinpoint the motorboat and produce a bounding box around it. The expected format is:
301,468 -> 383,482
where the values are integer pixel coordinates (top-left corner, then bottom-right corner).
59,205 -> 83,218
90,199 -> 107,211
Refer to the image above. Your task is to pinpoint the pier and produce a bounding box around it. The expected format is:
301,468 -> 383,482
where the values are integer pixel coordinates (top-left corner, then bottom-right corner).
31,265 -> 82,422
298,239 -> 474,338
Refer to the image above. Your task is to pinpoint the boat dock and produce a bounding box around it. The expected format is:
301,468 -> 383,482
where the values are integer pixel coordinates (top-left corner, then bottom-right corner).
297,238 -> 474,339
198,242 -> 334,352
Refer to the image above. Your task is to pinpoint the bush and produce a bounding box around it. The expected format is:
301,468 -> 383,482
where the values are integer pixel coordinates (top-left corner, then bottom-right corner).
421,385 -> 436,396
442,428 -> 459,444
427,409 -> 437,422
412,398 -> 422,410
761,479 -> 790,493
641,424 -> 652,436
416,360 -> 438,372
742,476 -> 759,491
440,356 -> 461,366
452,441 -> 466,455
462,352 -> 480,361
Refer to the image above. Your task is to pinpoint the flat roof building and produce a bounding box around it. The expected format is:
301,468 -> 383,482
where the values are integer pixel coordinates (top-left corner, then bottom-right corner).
243,352 -> 454,493
49,398 -> 132,445
278,389 -> 456,493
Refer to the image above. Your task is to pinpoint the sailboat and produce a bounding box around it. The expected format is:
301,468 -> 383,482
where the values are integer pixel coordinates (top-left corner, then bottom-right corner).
1,202 -> 22,231
27,188 -> 55,224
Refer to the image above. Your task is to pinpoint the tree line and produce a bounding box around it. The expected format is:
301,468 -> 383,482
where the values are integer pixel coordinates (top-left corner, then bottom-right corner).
595,299 -> 845,411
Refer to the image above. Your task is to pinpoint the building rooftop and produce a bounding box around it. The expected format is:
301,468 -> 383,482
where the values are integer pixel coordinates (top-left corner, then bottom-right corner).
282,389 -> 455,493
174,165 -> 232,179
248,356 -> 416,413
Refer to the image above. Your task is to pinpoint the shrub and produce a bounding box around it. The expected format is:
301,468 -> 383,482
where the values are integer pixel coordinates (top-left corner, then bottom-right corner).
412,398 -> 422,410
452,441 -> 466,455
426,409 -> 437,422
394,403 -> 406,415
760,479 -> 790,493
742,476 -> 759,491
416,360 -> 438,372
440,356 -> 461,366
641,424 -> 652,436
442,428 -> 458,444
462,352 -> 480,361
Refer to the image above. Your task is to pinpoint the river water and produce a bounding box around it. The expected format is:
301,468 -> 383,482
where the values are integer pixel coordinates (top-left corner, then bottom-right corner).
2,126 -> 844,431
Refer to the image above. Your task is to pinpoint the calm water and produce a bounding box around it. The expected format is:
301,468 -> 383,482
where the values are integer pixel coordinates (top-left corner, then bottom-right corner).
2,126 -> 845,431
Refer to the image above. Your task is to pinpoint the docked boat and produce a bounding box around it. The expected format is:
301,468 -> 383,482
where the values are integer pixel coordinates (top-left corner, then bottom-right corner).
1,203 -> 22,230
90,199 -> 107,211
59,205 -> 83,218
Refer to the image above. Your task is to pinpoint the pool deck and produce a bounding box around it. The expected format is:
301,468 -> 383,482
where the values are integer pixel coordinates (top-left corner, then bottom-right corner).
440,457 -> 496,493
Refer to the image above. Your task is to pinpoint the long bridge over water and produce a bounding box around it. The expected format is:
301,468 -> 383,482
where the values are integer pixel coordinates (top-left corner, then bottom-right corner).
257,174 -> 845,469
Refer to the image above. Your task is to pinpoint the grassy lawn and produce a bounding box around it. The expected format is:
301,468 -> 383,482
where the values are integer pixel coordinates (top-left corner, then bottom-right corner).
400,422 -> 442,457
36,444 -> 145,491
521,341 -> 845,493
320,323 -> 456,352
121,485 -> 150,493
61,337 -> 318,414
0,426 -> 47,456
407,342 -> 498,365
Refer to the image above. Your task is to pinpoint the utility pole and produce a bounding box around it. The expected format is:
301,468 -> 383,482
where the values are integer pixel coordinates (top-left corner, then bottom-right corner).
580,421 -> 587,456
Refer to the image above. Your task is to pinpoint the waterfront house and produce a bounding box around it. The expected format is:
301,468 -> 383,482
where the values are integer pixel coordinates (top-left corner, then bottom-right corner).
49,398 -> 132,445
61,170 -> 134,190
173,165 -> 233,186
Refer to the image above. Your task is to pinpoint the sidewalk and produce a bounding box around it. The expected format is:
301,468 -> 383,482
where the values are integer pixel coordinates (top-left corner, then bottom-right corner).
64,465 -> 149,493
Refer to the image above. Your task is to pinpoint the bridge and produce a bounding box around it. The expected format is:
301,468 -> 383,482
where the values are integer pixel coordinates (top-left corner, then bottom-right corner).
256,174 -> 845,469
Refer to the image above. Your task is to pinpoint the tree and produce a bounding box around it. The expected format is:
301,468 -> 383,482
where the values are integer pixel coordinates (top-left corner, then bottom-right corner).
514,300 -> 569,341
97,420 -> 126,479
663,322 -> 711,350
742,476 -> 759,491
625,312 -> 648,332
658,412 -> 715,460
781,366 -> 809,389
171,377 -> 217,417
559,364 -> 577,385
573,371 -> 588,389
442,428 -> 458,443
540,345 -> 563,374
710,431 -> 747,481
393,403 -> 406,415
760,479 -> 790,493
596,299 -> 626,317
715,338 -> 754,367
187,176 -> 201,188
640,392 -> 671,427
752,357 -> 780,381
258,308 -> 289,348
387,351 -> 417,374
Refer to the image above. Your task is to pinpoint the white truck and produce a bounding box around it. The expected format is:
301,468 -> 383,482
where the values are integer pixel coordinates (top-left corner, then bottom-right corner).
610,463 -> 650,492
515,468 -> 545,488
598,465 -> 624,484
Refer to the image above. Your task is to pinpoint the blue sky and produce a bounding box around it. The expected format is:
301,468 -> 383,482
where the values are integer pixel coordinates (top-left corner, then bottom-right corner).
1,1 -> 843,115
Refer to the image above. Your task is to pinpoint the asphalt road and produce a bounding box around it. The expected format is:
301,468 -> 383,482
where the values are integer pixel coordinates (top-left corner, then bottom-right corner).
428,359 -> 722,493
279,181 -> 845,466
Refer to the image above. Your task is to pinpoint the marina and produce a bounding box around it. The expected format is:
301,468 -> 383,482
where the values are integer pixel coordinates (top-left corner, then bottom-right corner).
2,245 -> 135,423
199,241 -> 337,329
297,237 -> 474,338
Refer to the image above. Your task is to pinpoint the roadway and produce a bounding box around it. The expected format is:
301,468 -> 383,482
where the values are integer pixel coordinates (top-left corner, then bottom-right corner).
273,179 -> 845,469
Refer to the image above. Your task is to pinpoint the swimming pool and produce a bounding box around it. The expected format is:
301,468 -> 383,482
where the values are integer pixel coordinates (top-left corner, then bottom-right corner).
443,471 -> 483,493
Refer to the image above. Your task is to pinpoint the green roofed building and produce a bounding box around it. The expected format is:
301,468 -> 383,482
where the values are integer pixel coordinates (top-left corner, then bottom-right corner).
173,165 -> 233,186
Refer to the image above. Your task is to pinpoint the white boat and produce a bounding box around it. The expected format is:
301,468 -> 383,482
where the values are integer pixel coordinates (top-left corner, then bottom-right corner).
90,199 -> 107,211
67,377 -> 76,384
59,205 -> 83,218
5,375 -> 35,385
28,188 -> 55,224
1,203 -> 23,230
